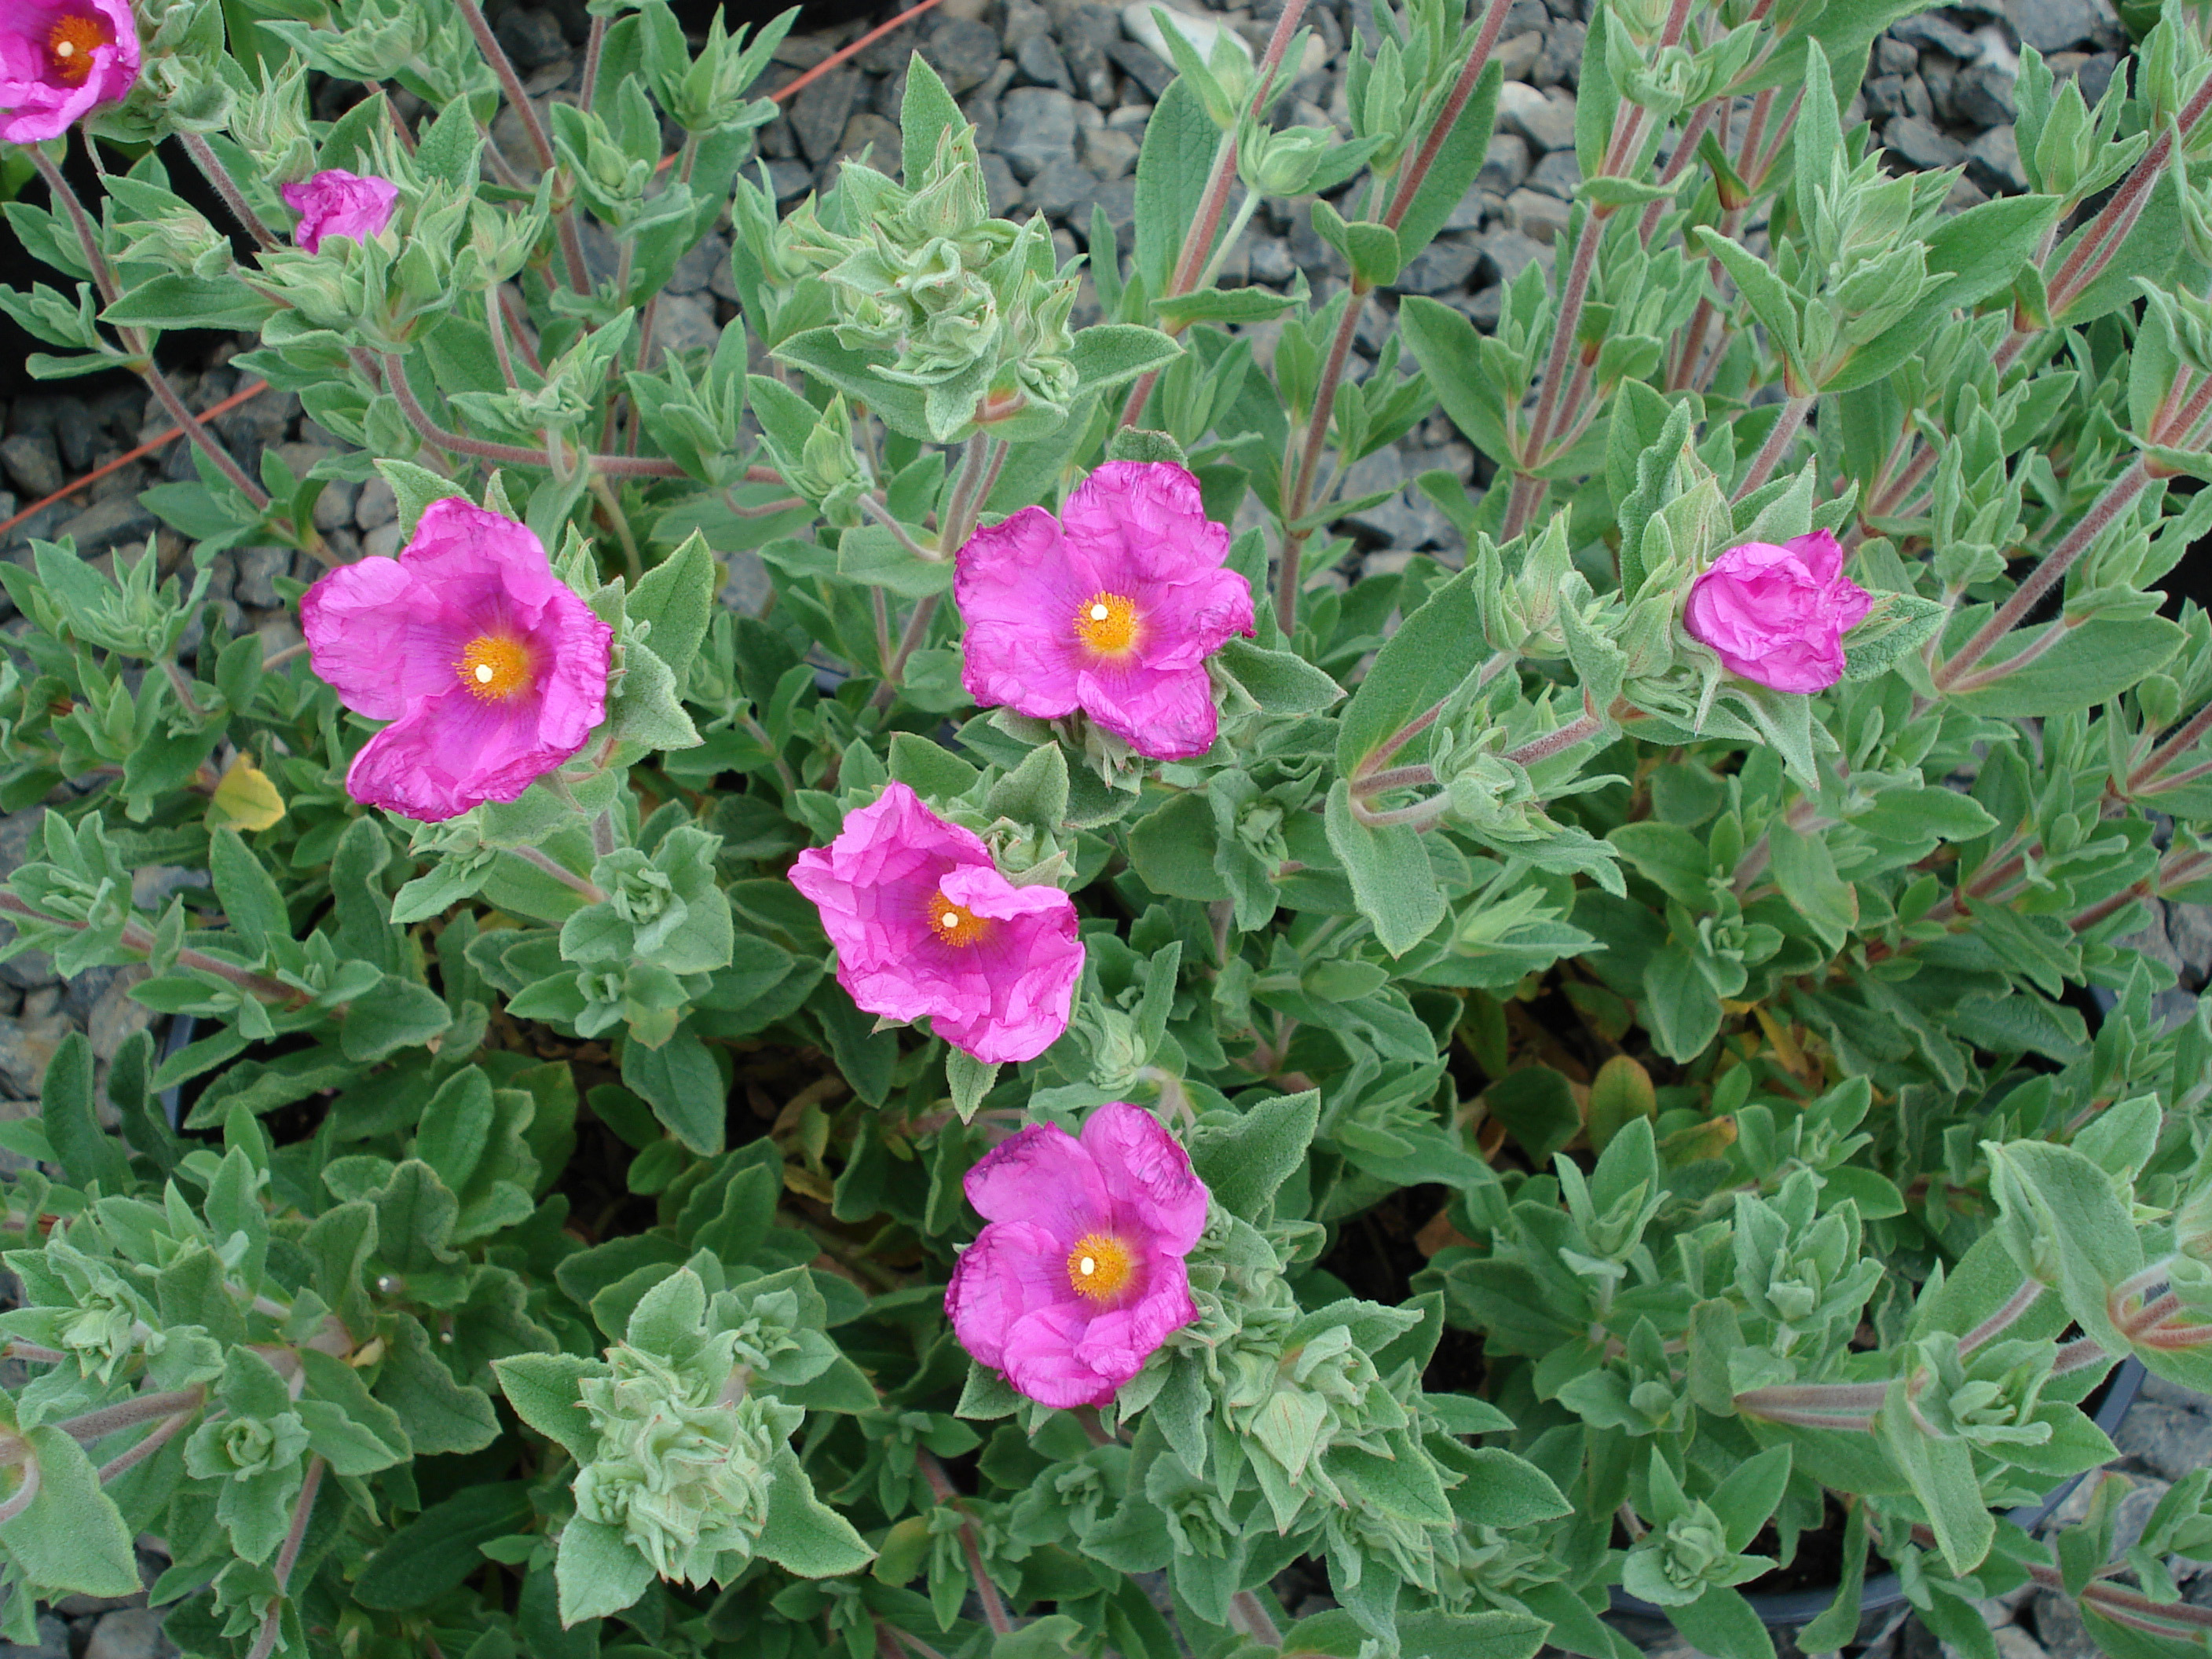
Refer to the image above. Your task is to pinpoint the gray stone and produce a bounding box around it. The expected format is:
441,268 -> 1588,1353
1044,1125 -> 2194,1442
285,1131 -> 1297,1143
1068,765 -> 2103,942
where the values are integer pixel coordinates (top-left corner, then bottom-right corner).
1108,38 -> 1176,98
54,494 -> 156,558
2136,1372 -> 2212,1412
837,111 -> 900,166
1992,1627 -> 2050,1659
2076,52 -> 2119,105
1065,176 -> 1138,247
1393,234 -> 1482,295
980,152 -> 1023,215
2012,0 -> 2110,52
1477,228 -> 1553,286
1028,156 -> 1100,218
999,87 -> 1081,180
1058,3 -> 1123,104
84,1607 -> 173,1659
89,969 -> 153,1066
494,6 -> 568,71
922,17 -> 1002,93
1498,83 -> 1577,152
1506,188 -> 1573,243
1965,124 -> 2027,193
53,400 -> 97,469
764,159 -> 814,202
2114,1401 -> 2212,1481
2032,1590 -> 2101,1659
788,68 -> 859,164
1493,28 -> 1544,81
2165,901 -> 2212,977
649,293 -> 719,362
1249,236 -> 1298,285
0,432 -> 63,499
1536,21 -> 1585,87
668,233 -> 727,297
354,475 -> 397,532
1081,124 -> 1140,180
1950,60 -> 2019,126
1873,35 -> 1918,75
0,1009 -> 72,1096
1478,132 -> 1531,194
1528,148 -> 1581,198
1016,31 -> 1075,90
233,545 -> 289,610
311,477 -> 358,533
1892,13 -> 1983,56
0,1613 -> 68,1659
363,522 -> 404,561
1883,115 -> 1967,169
1004,0 -> 1050,49
1461,285 -> 1505,332
721,548 -> 771,616
1863,73 -> 1914,119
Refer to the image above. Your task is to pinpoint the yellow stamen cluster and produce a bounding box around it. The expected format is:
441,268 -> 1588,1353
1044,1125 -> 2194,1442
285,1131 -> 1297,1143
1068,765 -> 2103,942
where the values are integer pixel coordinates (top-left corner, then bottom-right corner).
1073,591 -> 1139,657
931,895 -> 991,948
456,634 -> 533,701
47,13 -> 113,83
1066,1232 -> 1134,1302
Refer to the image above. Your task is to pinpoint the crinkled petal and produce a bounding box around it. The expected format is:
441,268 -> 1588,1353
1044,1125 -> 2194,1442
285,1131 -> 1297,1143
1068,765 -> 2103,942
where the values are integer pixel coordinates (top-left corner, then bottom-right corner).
1073,1260 -> 1197,1384
281,169 -> 399,254
345,685 -> 588,821
1783,528 -> 1845,584
400,497 -> 568,616
945,1220 -> 1075,1374
1057,461 -> 1229,590
0,0 -> 137,141
299,555 -> 471,720
525,580 -> 614,752
1073,657 -> 1220,760
956,506 -> 1086,721
1079,1103 -> 1208,1253
1002,1302 -> 1123,1408
962,1120 -> 1111,1241
929,895 -> 1085,1063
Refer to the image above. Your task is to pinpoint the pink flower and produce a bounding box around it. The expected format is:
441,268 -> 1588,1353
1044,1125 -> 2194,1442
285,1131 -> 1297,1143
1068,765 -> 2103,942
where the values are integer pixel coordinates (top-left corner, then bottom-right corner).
1683,529 -> 1874,695
955,460 -> 1254,761
789,782 -> 1082,1064
280,169 -> 399,254
0,0 -> 141,143
301,499 -> 613,822
946,1102 -> 1207,1408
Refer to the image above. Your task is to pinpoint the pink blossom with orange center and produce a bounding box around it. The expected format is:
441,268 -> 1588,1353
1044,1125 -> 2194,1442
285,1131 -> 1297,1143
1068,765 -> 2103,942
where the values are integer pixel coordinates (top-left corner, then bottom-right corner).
946,1102 -> 1207,1408
0,0 -> 140,142
955,460 -> 1254,761
789,782 -> 1084,1064
300,499 -> 613,822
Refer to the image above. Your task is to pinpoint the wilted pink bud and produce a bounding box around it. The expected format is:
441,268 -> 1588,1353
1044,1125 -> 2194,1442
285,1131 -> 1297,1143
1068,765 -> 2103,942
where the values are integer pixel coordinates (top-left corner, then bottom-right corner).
1682,529 -> 1873,695
947,1102 -> 1207,1408
300,499 -> 613,822
789,782 -> 1083,1064
0,0 -> 141,142
956,461 -> 1254,761
280,168 -> 398,254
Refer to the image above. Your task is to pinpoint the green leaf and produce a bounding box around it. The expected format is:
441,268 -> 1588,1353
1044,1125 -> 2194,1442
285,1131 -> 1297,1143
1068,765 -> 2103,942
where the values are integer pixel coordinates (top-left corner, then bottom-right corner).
1482,1066 -> 1580,1165
947,1049 -> 999,1124
376,1313 -> 499,1456
1691,230 -> 1802,380
609,640 -> 703,753
556,1516 -> 656,1624
1324,781 -> 1446,956
491,1353 -> 601,1463
628,531 -> 717,682
1393,62 -> 1505,261
900,51 -> 964,187
1876,1385 -> 1994,1575
1126,792 -> 1229,901
1215,635 -> 1342,715
1767,822 -> 1856,952
756,1446 -> 875,1576
1985,1139 -> 2143,1353
1133,78 -> 1218,294
373,459 -> 468,536
103,272 -> 275,331
1946,617 -> 2185,717
1068,324 -> 1184,396
341,973 -> 455,1063
1664,1587 -> 1773,1659
1188,1090 -> 1317,1221
984,739 -> 1069,833
42,1030 -> 129,1193
0,1424 -> 144,1597
621,1032 -> 725,1155
1643,942 -> 1723,1061
210,826 -> 287,955
1335,564 -> 1482,773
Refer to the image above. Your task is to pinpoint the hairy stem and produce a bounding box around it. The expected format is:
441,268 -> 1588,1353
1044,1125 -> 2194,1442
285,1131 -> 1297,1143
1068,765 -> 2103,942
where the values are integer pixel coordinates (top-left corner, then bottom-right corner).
246,1456 -> 325,1659
57,1386 -> 207,1446
918,1453 -> 1012,1635
1960,1277 -> 2045,1354
510,845 -> 606,903
179,131 -> 280,250
456,0 -> 591,292
1733,393 -> 1815,501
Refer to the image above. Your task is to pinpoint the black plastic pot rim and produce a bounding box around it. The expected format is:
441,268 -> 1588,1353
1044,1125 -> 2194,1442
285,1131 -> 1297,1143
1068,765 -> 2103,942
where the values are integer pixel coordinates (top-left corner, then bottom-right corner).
1607,1356 -> 2148,1629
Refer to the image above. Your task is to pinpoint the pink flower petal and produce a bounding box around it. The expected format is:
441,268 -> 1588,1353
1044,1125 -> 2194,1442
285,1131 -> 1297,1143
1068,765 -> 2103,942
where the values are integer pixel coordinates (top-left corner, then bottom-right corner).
1683,537 -> 1874,696
0,0 -> 138,142
946,1220 -> 1075,1373
963,1121 -> 1111,1240
1081,1103 -> 1208,1254
299,555 -> 471,721
1003,1302 -> 1125,1408
280,169 -> 399,255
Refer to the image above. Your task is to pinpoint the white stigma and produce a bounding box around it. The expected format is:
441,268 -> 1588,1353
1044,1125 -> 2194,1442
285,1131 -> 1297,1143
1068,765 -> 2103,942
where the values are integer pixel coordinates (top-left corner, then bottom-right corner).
941,911 -> 959,929
1089,602 -> 1110,621
1079,1256 -> 1097,1276
56,40 -> 74,54
474,662 -> 495,683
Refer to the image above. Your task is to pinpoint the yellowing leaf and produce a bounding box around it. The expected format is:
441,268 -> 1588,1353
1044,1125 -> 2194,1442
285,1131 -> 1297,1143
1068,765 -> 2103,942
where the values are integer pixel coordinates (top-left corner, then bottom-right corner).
207,756 -> 286,832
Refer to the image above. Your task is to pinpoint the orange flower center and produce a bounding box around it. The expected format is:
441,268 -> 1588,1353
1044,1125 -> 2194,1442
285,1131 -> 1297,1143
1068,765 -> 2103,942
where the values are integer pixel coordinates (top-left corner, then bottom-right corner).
456,634 -> 533,701
46,13 -> 115,84
1073,591 -> 1139,657
930,894 -> 991,948
1066,1232 -> 1135,1302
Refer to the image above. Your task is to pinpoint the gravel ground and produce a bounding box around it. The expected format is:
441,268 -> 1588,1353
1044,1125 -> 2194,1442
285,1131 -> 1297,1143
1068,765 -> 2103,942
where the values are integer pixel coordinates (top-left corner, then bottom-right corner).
0,0 -> 2201,1651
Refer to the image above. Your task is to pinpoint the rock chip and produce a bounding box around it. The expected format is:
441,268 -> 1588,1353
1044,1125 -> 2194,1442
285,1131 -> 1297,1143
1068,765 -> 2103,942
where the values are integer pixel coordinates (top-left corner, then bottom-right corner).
54,494 -> 156,558
354,475 -> 397,531
1478,132 -> 1531,194
1950,59 -> 2018,126
1528,148 -> 1581,198
922,17 -> 1003,93
1497,82 -> 1577,152
1108,38 -> 1176,97
494,6 -> 569,71
1028,156 -> 1101,218
0,432 -> 63,499
1393,235 -> 1483,295
999,86 -> 1081,179
789,67 -> 859,164
84,1607 -> 174,1659
668,233 -> 728,297
2012,0 -> 2112,53
1892,13 -> 1983,57
1015,32 -> 1076,90
1965,123 -> 2027,193
1477,228 -> 1554,286
233,545 -> 290,610
2115,1400 -> 2212,1481
1882,115 -> 1966,169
